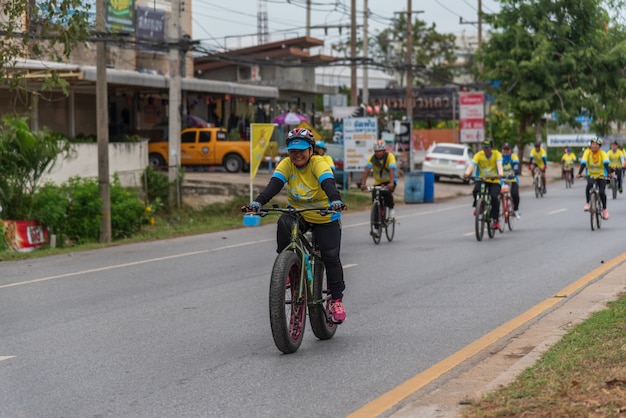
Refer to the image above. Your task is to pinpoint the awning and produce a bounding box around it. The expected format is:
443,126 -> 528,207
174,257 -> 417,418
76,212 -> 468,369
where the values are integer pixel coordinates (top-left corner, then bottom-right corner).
182,78 -> 278,99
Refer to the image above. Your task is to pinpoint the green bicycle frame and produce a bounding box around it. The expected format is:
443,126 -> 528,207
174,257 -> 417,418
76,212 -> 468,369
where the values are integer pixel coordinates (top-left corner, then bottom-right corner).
282,217 -> 322,307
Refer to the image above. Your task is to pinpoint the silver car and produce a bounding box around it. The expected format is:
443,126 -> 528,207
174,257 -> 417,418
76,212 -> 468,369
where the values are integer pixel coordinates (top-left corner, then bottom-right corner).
423,143 -> 473,183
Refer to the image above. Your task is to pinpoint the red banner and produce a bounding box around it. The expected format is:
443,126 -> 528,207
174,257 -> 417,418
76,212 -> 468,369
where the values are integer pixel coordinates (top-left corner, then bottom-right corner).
2,220 -> 49,252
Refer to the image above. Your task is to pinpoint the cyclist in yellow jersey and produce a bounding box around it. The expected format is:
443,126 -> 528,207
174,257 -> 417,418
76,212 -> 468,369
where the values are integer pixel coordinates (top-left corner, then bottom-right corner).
360,140 -> 398,218
606,140 -> 625,193
243,128 -> 347,323
501,142 -> 521,219
463,139 -> 504,229
315,140 -> 336,174
561,147 -> 577,184
529,142 -> 548,194
576,137 -> 611,220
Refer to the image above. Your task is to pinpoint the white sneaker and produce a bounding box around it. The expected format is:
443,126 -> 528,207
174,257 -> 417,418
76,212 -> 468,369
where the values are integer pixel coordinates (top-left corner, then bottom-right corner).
389,208 -> 395,219
514,210 -> 521,219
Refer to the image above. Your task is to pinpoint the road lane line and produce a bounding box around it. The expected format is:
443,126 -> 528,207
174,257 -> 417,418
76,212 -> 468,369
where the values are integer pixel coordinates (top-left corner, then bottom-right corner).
0,356 -> 16,362
348,251 -> 626,418
0,239 -> 273,290
344,204 -> 467,229
548,208 -> 568,215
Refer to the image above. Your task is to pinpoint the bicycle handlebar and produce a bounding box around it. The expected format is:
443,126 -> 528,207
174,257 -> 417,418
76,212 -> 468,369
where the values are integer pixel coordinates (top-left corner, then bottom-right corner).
364,185 -> 389,191
471,176 -> 502,182
242,206 -> 340,217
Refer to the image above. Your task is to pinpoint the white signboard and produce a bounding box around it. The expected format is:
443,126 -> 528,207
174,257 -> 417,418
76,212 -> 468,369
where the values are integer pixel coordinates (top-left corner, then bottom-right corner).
343,117 -> 378,171
459,92 -> 485,143
547,134 -> 597,147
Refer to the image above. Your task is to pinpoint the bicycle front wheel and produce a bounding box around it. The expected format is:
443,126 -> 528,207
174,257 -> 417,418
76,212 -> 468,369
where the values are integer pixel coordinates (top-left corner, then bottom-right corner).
590,194 -> 597,231
612,177 -> 617,199
370,200 -> 382,244
475,198 -> 485,241
534,177 -> 540,198
506,196 -> 515,231
487,202 -> 496,239
309,260 -> 337,340
595,194 -> 603,229
269,251 -> 306,354
498,197 -> 506,233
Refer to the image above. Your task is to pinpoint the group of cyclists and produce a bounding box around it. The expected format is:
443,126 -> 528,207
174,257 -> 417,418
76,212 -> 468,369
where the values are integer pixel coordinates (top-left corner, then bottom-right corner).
461,136 -> 626,229
242,127 -> 626,326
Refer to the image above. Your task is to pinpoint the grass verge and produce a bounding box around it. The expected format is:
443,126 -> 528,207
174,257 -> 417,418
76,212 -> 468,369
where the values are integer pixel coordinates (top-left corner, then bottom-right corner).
463,292 -> 626,417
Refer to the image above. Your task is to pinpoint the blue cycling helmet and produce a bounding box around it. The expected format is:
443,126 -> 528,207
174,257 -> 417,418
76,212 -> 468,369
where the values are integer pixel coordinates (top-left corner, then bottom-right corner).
315,140 -> 327,150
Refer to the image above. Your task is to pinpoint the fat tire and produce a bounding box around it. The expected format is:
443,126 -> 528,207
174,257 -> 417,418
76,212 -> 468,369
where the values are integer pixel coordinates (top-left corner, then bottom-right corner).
309,260 -> 337,340
370,200 -> 382,244
475,198 -> 485,241
269,251 -> 306,354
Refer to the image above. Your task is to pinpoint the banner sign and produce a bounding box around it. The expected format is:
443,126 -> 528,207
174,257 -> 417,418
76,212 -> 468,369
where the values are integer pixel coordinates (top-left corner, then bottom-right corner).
2,220 -> 49,252
250,124 -> 276,181
107,0 -> 135,33
459,92 -> 485,143
547,134 -> 597,147
343,117 -> 378,171
136,6 -> 165,52
367,87 -> 457,120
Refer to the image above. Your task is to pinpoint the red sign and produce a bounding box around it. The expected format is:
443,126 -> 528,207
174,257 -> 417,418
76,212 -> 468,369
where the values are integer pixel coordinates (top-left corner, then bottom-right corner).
459,92 -> 485,143
2,220 -> 49,252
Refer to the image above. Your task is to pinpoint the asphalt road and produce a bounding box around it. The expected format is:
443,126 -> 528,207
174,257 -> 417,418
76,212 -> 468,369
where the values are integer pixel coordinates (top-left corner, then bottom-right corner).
2,174 -> 626,417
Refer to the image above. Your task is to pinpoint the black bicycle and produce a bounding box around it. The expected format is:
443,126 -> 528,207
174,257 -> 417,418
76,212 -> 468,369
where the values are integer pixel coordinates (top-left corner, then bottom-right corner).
586,176 -> 607,231
473,177 -> 500,241
366,185 -> 395,244
244,206 -> 339,354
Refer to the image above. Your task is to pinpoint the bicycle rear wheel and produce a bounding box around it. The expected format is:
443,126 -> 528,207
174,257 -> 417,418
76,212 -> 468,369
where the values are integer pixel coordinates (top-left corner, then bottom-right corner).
269,251 -> 306,354
385,210 -> 395,242
309,260 -> 337,340
612,177 -> 617,199
475,198 -> 485,241
506,196 -> 515,231
370,200 -> 382,244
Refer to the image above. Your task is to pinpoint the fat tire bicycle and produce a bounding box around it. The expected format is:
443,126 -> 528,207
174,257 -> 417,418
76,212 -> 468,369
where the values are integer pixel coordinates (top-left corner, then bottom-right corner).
586,176 -> 607,231
532,166 -> 544,198
246,206 -> 340,354
473,177 -> 500,241
366,185 -> 395,244
499,179 -> 515,232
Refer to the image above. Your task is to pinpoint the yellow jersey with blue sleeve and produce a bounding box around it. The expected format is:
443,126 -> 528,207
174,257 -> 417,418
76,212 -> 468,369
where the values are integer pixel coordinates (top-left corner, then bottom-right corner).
323,155 -> 336,172
471,150 -> 503,184
529,148 -> 548,169
606,149 -> 624,169
502,152 -> 519,183
272,155 -> 338,223
365,152 -> 398,186
561,152 -> 577,168
580,149 -> 609,178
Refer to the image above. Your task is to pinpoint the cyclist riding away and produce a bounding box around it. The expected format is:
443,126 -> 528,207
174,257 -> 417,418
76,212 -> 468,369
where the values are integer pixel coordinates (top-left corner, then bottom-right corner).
561,147 -> 577,184
463,139 -> 504,229
607,140 -> 625,193
577,137 -> 611,220
360,140 -> 398,219
315,140 -> 336,174
529,142 -> 548,194
501,142 -> 521,219
243,128 -> 347,323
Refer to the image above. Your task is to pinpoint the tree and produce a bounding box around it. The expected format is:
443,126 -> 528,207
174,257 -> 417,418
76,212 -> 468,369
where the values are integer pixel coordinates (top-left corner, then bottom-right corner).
477,0 -> 626,159
0,0 -> 92,92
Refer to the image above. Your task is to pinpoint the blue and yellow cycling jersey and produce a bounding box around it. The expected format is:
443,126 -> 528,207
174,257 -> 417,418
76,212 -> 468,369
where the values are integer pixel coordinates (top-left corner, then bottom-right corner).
365,152 -> 398,186
529,147 -> 548,169
471,150 -> 503,184
273,155 -> 338,223
323,155 -> 336,172
580,149 -> 610,178
561,152 -> 577,168
501,152 -> 519,183
606,149 -> 624,169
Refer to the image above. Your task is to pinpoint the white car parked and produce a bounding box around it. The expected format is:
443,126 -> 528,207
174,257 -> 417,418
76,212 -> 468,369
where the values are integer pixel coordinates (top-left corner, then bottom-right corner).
422,143 -> 473,183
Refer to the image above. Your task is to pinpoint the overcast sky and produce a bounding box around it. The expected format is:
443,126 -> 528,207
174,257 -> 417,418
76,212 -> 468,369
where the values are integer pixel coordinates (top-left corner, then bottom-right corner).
191,0 -> 501,52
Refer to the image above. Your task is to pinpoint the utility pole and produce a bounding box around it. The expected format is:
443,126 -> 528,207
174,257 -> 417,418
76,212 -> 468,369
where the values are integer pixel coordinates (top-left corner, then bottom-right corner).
96,0 -> 111,242
306,0 -> 311,37
362,0 -> 369,109
350,0 -> 357,106
168,0 -> 182,208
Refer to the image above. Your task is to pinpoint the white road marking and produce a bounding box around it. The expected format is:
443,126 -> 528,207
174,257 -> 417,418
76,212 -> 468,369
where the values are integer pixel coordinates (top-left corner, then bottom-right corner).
343,264 -> 357,269
463,232 -> 474,236
0,356 -> 16,362
548,208 -> 568,215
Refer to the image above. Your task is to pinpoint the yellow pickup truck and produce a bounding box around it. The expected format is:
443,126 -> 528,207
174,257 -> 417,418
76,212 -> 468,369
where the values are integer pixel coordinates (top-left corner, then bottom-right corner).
148,127 -> 251,172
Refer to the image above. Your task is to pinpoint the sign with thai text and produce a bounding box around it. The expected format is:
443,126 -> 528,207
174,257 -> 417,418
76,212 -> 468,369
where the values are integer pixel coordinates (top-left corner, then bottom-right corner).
367,87 -> 457,120
343,117 -> 378,171
459,92 -> 485,143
